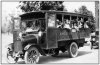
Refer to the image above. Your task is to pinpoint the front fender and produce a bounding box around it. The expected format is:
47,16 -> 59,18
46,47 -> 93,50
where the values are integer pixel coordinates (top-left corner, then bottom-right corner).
24,44 -> 46,56
24,44 -> 36,50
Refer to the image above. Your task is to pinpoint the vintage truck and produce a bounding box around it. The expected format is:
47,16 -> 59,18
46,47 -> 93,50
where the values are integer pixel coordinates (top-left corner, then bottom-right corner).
6,10 -> 91,63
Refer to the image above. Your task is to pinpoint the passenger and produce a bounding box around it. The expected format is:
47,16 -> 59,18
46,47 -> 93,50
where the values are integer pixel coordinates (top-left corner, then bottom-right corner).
57,19 -> 63,28
71,20 -> 74,28
74,19 -> 78,27
71,19 -> 76,28
80,18 -> 84,28
68,20 -> 71,28
64,19 -> 71,29
68,19 -> 70,25
73,19 -> 79,31
78,20 -> 82,28
74,23 -> 79,31
84,20 -> 89,28
57,19 -> 60,28
78,20 -> 80,28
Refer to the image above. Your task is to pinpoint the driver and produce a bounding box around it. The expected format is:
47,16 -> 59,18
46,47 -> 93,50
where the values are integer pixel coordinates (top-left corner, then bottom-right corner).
19,21 -> 33,38
25,22 -> 34,32
25,20 -> 40,32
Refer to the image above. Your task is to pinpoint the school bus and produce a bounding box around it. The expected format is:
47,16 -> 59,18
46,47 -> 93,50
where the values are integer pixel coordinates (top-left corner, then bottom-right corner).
6,10 -> 91,63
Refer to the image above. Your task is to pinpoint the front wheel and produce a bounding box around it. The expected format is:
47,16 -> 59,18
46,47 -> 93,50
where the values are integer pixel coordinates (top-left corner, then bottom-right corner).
68,42 -> 78,58
24,47 -> 40,64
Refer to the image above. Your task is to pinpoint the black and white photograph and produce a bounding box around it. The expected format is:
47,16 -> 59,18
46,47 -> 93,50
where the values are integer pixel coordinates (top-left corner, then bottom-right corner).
1,1 -> 99,64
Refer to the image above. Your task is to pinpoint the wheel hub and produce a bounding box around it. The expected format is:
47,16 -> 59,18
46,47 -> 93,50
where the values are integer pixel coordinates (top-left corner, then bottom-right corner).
71,45 -> 77,55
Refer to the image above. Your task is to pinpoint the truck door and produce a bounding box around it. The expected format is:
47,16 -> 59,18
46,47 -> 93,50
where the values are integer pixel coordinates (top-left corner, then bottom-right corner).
47,13 -> 57,49
12,17 -> 22,53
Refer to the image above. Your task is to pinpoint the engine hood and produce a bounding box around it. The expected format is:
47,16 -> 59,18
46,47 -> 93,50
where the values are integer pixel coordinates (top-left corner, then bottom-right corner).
22,32 -> 39,43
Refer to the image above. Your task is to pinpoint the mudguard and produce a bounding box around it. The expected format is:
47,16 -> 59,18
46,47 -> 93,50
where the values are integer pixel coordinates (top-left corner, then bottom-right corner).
24,44 -> 46,56
24,44 -> 35,50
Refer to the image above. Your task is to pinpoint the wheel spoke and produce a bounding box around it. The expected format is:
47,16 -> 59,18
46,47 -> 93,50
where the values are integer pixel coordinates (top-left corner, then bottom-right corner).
28,58 -> 31,63
27,49 -> 39,64
32,58 -> 35,63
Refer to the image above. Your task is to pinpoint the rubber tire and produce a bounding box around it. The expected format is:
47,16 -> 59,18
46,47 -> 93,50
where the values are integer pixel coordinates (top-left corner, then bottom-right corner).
24,47 -> 40,64
68,42 -> 78,58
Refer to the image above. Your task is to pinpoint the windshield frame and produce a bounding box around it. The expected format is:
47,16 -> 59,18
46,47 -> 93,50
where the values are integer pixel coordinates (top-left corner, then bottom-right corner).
21,18 -> 46,32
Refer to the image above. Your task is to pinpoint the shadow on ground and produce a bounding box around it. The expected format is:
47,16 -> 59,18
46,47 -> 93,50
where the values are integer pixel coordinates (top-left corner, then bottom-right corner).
78,51 -> 92,57
17,51 -> 92,64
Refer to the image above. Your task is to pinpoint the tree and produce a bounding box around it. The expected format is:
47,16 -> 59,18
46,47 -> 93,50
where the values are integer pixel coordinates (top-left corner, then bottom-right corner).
75,5 -> 95,32
79,6 -> 88,15
2,13 -> 14,34
18,1 -> 64,12
74,9 -> 78,13
1,23 -> 7,33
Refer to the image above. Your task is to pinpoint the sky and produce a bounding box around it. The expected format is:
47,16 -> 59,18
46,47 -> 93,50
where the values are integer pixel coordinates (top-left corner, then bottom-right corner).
63,2 -> 95,16
2,2 -> 95,24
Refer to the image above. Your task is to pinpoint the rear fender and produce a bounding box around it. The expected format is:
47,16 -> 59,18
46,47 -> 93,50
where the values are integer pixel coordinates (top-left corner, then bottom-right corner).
65,40 -> 79,50
24,44 -> 46,56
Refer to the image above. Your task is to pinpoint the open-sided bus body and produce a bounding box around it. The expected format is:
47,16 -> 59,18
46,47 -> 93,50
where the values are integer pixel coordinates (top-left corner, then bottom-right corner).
6,10 -> 91,63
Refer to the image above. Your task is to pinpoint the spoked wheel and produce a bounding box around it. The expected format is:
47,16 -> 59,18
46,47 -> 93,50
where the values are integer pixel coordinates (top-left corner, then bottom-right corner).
51,49 -> 59,57
68,42 -> 78,58
24,47 -> 40,64
6,49 -> 18,63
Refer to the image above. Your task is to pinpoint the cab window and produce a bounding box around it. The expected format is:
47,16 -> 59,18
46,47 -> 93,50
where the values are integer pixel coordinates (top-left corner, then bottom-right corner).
48,13 -> 55,27
56,14 -> 63,28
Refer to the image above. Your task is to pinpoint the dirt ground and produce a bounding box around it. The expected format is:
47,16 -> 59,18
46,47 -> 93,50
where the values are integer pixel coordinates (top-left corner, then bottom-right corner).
1,33 -> 99,64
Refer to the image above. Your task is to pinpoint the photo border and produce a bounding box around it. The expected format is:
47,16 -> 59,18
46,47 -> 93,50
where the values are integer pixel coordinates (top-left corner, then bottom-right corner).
0,0 -> 99,65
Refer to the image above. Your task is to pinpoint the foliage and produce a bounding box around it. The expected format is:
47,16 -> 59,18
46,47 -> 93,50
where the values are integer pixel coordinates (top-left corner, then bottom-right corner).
74,5 -> 95,32
1,23 -> 6,33
19,1 -> 64,12
74,6 -> 93,16
74,9 -> 78,13
2,14 -> 14,34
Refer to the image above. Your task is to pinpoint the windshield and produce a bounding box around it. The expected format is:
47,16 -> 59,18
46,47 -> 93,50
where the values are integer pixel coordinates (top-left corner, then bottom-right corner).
21,19 -> 46,32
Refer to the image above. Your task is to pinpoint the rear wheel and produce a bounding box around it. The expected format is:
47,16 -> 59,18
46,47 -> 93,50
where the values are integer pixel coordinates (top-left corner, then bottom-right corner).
24,47 -> 40,64
68,42 -> 78,58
